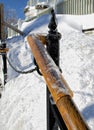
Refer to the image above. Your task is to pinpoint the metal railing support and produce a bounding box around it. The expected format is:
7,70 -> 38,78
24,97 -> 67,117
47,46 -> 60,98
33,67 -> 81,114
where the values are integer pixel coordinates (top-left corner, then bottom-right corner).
46,9 -> 66,130
1,42 -> 7,84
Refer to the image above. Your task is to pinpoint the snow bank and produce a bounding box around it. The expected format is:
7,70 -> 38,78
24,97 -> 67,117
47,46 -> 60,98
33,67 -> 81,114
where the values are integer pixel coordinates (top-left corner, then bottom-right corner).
0,14 -> 94,130
21,13 -> 94,35
0,73 -> 46,130
62,13 -> 94,30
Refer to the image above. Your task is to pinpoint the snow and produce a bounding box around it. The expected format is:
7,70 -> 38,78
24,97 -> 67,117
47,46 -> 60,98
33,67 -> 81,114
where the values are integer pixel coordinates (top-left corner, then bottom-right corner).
60,13 -> 94,30
0,13 -> 94,130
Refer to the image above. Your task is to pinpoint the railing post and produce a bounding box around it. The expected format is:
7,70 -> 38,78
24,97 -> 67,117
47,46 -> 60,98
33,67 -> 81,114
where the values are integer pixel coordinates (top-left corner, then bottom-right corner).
0,4 -> 7,84
47,9 -> 61,67
46,9 -> 67,130
1,42 -> 7,84
46,9 -> 60,130
0,4 -> 5,40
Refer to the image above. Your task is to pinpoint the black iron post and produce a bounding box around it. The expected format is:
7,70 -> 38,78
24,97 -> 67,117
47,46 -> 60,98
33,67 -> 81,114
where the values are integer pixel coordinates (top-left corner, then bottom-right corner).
47,10 -> 61,66
1,42 -> 7,85
46,9 -> 67,130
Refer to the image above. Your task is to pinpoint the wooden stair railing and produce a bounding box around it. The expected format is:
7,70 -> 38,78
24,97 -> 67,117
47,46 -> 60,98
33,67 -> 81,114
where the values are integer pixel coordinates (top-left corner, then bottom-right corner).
27,35 -> 90,130
3,21 -> 25,36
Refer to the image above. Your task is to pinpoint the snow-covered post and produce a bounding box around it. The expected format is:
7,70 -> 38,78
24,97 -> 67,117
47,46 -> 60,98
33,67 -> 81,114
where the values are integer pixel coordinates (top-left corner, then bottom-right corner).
46,9 -> 63,130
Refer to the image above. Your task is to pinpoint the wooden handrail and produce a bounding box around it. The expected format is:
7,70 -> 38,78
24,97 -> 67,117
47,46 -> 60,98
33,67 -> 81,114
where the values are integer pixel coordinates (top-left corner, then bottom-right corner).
27,35 -> 73,100
0,48 -> 9,53
27,35 -> 90,130
3,21 -> 25,36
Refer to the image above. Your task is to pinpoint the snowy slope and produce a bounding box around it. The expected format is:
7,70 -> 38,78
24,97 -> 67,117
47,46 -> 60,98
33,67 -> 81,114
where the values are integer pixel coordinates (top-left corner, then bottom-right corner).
0,14 -> 94,130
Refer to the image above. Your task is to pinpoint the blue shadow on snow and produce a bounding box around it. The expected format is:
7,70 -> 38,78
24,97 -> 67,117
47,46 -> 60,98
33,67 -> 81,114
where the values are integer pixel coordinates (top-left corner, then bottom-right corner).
81,104 -> 94,120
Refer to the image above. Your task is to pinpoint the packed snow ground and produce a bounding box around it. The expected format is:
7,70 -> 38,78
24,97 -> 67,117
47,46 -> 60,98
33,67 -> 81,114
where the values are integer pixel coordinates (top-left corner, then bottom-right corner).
0,14 -> 94,130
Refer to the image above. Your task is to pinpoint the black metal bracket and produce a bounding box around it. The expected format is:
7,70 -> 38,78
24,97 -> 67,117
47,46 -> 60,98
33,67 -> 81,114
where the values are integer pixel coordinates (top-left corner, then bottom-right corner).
34,58 -> 42,76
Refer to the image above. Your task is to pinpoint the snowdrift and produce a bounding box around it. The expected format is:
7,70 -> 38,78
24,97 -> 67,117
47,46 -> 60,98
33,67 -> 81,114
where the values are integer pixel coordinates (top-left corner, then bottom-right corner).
0,14 -> 94,130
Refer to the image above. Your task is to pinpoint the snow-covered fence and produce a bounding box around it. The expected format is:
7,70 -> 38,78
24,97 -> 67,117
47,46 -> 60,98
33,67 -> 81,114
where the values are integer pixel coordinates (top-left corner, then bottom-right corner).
57,0 -> 94,15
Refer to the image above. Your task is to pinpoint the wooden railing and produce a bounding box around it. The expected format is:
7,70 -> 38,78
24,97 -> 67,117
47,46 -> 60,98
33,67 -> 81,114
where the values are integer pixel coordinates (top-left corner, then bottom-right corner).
0,4 -> 25,84
0,4 -> 92,129
0,4 -> 25,39
27,9 -> 91,130
27,35 -> 90,130
3,21 -> 25,36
